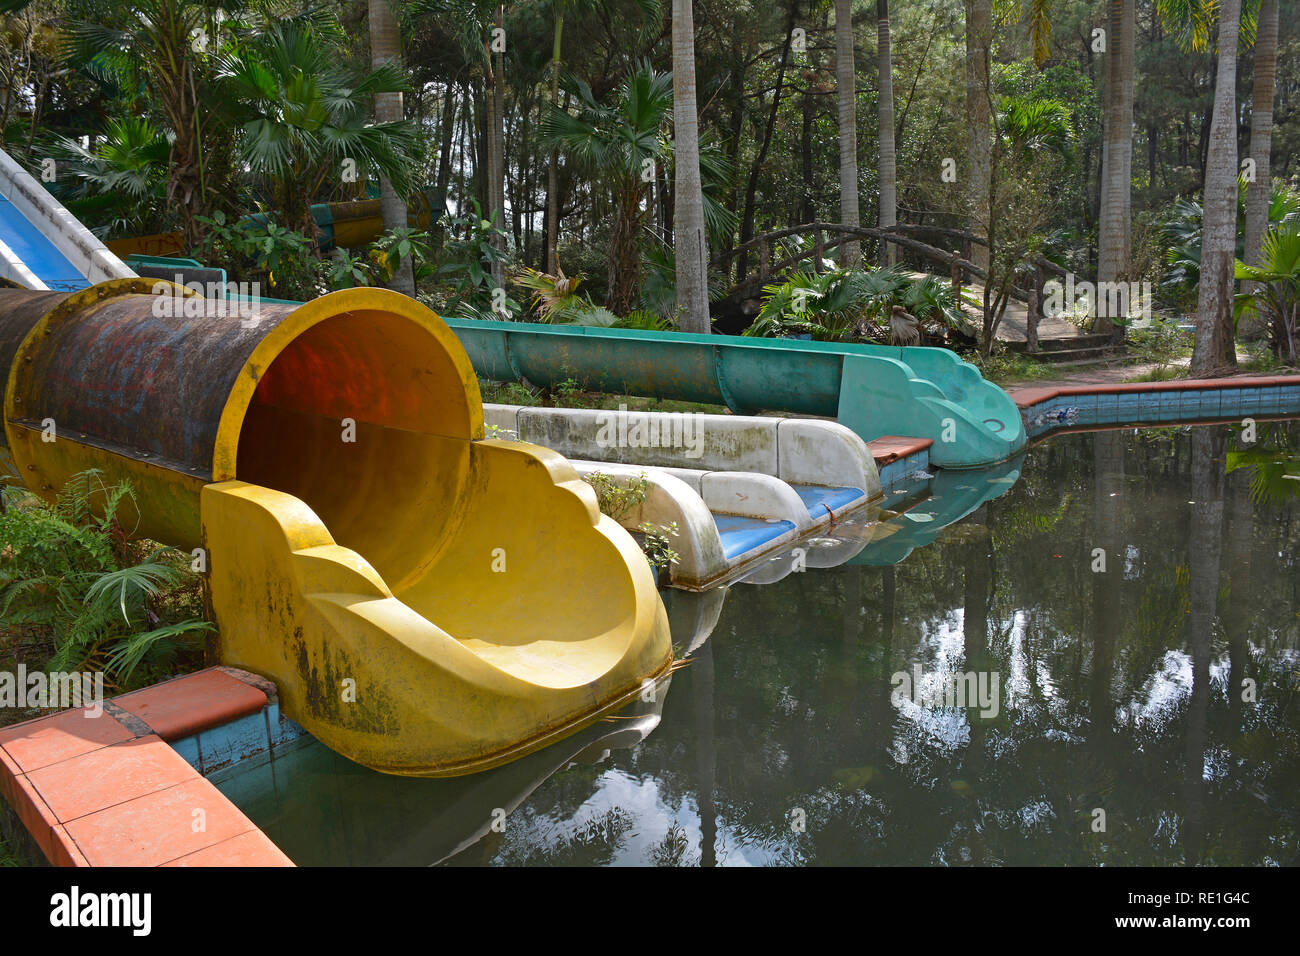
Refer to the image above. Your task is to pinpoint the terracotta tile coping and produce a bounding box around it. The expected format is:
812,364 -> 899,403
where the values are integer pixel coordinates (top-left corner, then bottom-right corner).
113,668 -> 268,743
0,667 -> 293,867
1008,374 -> 1300,410
868,435 -> 934,465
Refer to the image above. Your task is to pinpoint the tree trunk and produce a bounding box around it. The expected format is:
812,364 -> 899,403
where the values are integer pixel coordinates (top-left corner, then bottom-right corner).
800,78 -> 816,225
672,0 -> 711,333
1241,0 -> 1278,340
1097,0 -> 1134,342
369,0 -> 414,295
737,6 -> 796,280
490,4 -> 507,290
835,0 -> 861,267
876,0 -> 896,266
1191,0 -> 1242,376
964,0 -> 992,275
435,84 -> 457,213
545,6 -> 565,274
608,188 -> 646,315
1183,426 -> 1225,863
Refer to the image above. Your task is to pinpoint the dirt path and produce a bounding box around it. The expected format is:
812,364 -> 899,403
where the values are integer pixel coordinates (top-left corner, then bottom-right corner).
999,351 -> 1297,391
909,273 -> 1085,342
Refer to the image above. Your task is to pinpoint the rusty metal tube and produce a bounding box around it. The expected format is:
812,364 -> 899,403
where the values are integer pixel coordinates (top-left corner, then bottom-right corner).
0,280 -> 482,550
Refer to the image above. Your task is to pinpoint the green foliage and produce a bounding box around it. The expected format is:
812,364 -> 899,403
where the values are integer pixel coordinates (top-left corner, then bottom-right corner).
614,309 -> 677,331
477,379 -> 539,406
195,210 -> 324,300
1235,220 -> 1300,363
213,19 -> 416,231
636,521 -> 680,575
638,240 -> 721,323
47,117 -> 171,238
0,471 -> 211,689
433,201 -> 519,316
1161,179 -> 1300,309
1225,447 -> 1300,508
1125,317 -> 1195,366
580,472 -> 679,575
326,248 -> 372,289
583,471 -> 649,522
0,831 -> 19,867
745,266 -> 971,342
541,62 -> 673,185
195,210 -> 432,300
371,228 -> 434,284
969,345 -> 1063,384
997,94 -> 1074,160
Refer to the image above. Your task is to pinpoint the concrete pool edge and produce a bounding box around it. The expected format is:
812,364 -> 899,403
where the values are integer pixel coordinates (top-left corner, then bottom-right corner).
0,667 -> 296,866
1009,374 -> 1300,438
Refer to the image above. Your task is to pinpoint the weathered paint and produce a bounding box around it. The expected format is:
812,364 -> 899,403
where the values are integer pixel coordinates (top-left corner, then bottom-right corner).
444,317 -> 1026,467
0,282 -> 674,777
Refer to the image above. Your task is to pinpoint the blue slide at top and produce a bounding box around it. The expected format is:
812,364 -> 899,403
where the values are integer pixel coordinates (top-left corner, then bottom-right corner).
0,194 -> 89,292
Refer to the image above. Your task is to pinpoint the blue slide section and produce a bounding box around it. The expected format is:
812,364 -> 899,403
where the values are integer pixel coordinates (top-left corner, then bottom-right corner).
0,195 -> 88,291
714,515 -> 797,561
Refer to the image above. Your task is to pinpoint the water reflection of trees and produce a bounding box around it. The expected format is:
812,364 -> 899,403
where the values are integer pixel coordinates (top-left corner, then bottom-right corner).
428,423 -> 1299,866
597,423 -> 1300,866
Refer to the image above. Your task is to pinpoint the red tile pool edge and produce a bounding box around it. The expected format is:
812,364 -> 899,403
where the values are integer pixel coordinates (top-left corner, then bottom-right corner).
0,667 -> 293,867
1008,373 -> 1300,409
868,435 -> 935,466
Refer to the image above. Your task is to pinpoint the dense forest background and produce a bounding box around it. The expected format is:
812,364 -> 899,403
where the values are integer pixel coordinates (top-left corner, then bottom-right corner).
1,0 -> 1296,364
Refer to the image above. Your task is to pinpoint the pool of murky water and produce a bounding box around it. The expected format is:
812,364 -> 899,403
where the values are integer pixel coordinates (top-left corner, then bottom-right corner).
216,421 -> 1300,865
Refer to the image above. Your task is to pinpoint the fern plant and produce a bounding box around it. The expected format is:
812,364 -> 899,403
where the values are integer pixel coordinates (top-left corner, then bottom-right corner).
0,470 -> 211,689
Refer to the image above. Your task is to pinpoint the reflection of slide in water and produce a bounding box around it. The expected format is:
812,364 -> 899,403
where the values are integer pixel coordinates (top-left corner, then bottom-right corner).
0,282 -> 671,777
687,456 -> 1024,592
217,674 -> 671,866
849,456 -> 1024,566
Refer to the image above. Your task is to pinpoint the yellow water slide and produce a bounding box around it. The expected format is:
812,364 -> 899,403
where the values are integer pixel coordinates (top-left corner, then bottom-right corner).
0,281 -> 672,776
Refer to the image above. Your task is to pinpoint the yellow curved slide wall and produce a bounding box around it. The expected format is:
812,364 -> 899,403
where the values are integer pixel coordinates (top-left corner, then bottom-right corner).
0,282 -> 672,776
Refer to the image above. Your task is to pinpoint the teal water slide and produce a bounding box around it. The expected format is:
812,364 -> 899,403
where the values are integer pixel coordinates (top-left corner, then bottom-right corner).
446,319 -> 1026,468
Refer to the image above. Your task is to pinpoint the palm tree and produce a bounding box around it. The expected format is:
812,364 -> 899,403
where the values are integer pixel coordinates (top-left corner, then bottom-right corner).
876,0 -> 896,266
543,64 -> 674,315
981,93 -> 1073,352
215,21 -> 415,242
834,0 -> 860,268
1235,220 -> 1300,364
1096,0 -> 1135,343
50,117 -> 171,238
544,0 -> 571,275
369,0 -> 414,296
965,0 -> 993,275
1190,0 -> 1242,374
672,0 -> 710,333
487,2 -> 507,290
670,0 -> 712,332
66,0 -> 225,246
1242,0 -> 1279,337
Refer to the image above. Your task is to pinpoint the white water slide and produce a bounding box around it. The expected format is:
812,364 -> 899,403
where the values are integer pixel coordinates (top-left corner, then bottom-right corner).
0,147 -> 135,291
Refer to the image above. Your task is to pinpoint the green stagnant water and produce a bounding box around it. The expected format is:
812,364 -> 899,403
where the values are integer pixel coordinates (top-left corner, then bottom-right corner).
218,421 -> 1300,866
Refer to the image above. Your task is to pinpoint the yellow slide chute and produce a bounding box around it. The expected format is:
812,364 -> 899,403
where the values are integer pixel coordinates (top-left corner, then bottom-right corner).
0,282 -> 672,776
